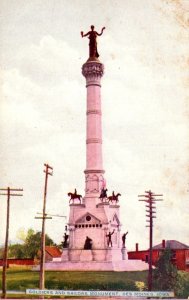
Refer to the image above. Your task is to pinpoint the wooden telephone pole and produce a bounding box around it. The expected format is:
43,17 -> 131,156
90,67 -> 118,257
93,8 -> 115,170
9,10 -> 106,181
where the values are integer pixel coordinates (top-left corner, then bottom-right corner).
37,164 -> 53,291
138,190 -> 163,291
0,187 -> 23,299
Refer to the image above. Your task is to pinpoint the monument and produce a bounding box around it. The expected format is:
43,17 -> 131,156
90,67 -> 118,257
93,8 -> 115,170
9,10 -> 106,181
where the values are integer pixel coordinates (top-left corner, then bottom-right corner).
45,26 -> 148,271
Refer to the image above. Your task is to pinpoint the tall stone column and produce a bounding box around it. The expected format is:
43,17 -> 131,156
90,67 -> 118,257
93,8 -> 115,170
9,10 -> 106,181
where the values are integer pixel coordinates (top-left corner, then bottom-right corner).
82,61 -> 105,197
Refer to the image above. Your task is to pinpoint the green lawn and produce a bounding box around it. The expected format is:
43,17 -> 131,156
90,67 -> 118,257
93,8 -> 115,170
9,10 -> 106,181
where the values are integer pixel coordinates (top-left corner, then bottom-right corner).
0,266 -> 189,298
0,266 -> 147,297
0,266 -> 147,290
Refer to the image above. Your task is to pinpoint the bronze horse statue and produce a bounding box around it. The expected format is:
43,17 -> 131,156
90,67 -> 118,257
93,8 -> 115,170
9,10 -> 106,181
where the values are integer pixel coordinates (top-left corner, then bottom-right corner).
99,188 -> 108,200
108,191 -> 121,203
68,189 -> 82,204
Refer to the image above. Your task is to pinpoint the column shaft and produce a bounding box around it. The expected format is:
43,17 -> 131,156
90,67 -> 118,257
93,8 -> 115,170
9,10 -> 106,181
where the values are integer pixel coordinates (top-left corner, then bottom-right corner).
82,61 -> 105,195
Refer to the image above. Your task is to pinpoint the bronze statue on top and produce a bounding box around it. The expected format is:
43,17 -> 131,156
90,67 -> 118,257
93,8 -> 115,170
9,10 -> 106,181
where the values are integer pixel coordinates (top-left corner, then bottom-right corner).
81,25 -> 105,58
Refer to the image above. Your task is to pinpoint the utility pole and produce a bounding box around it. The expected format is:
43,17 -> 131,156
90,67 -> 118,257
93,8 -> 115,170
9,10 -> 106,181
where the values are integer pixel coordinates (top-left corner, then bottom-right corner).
37,164 -> 53,292
0,187 -> 23,299
138,190 -> 163,291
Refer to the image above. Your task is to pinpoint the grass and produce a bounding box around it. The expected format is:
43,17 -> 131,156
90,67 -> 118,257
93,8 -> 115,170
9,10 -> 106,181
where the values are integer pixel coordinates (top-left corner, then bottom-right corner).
0,266 -> 189,298
0,266 -> 147,298
0,266 -> 148,289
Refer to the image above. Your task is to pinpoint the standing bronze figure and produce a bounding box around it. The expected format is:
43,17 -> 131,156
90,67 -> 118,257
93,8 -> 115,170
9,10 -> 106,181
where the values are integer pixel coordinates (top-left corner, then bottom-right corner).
81,25 -> 105,58
84,236 -> 93,250
63,232 -> 69,248
106,229 -> 115,247
122,231 -> 128,248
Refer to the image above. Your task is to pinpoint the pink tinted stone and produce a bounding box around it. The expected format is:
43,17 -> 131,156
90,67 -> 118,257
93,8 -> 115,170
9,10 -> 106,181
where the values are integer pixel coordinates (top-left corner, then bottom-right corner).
44,60 -> 147,271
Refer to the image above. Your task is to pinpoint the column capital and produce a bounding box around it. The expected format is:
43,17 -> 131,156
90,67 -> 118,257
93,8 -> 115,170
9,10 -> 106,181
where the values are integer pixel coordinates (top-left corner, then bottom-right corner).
82,61 -> 104,86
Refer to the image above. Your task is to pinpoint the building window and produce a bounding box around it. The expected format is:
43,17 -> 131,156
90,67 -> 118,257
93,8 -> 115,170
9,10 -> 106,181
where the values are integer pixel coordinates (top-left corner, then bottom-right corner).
75,223 -> 102,228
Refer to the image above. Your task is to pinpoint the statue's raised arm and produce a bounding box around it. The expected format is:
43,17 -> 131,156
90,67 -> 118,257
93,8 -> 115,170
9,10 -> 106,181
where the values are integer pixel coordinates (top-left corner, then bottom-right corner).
81,25 -> 105,59
81,31 -> 90,38
96,27 -> 106,36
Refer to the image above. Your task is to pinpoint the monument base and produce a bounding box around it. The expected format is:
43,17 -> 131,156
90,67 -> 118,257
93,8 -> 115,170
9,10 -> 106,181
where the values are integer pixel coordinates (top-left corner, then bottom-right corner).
61,248 -> 125,262
37,248 -> 148,272
43,259 -> 148,271
80,250 -> 93,261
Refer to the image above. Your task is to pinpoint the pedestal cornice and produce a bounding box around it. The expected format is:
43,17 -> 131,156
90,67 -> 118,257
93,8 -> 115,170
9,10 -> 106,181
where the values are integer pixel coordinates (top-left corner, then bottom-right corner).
82,61 -> 104,86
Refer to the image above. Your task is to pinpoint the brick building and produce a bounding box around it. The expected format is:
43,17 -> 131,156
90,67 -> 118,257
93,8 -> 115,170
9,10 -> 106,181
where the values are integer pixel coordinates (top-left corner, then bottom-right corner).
45,246 -> 62,262
128,240 -> 189,271
0,258 -> 35,266
0,246 -> 62,267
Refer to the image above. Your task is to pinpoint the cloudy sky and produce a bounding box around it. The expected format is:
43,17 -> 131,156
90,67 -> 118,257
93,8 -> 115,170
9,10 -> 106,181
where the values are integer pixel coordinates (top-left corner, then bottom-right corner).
0,0 -> 189,251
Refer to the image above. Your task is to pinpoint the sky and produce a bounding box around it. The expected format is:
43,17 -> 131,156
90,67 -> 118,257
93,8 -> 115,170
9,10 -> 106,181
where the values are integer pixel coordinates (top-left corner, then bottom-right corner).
0,0 -> 189,251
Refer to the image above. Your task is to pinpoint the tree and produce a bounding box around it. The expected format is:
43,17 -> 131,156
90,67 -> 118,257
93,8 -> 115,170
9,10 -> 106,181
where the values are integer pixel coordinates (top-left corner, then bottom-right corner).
6,229 -> 37,259
153,248 -> 184,296
8,244 -> 25,259
16,227 -> 34,242
24,231 -> 54,259
6,228 -> 55,259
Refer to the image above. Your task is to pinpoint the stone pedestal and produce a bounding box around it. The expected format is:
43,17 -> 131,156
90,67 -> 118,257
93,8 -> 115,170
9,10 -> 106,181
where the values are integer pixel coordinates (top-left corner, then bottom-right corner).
106,248 -> 123,261
121,248 -> 128,260
61,249 -> 69,261
80,250 -> 93,261
92,249 -> 107,261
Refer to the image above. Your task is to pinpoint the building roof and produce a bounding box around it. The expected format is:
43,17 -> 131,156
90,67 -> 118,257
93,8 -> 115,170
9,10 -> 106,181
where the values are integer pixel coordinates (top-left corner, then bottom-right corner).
45,246 -> 62,257
153,240 -> 189,250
